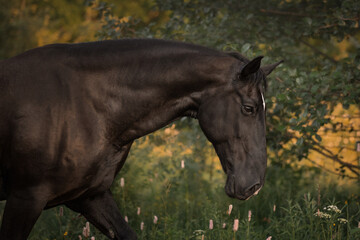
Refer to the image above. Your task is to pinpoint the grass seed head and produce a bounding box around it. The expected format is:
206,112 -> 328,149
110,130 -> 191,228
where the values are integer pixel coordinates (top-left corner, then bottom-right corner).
153,215 -> 158,224
181,160 -> 185,169
59,207 -> 64,217
227,204 -> 233,215
233,219 -> 239,231
137,207 -> 141,215
120,177 -> 125,188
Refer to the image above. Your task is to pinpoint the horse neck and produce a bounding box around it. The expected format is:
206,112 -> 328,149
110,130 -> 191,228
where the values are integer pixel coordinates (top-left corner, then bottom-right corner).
102,51 -> 235,145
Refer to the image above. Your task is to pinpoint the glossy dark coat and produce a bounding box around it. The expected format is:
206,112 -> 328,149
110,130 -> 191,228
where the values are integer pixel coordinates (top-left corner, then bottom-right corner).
0,39 -> 281,239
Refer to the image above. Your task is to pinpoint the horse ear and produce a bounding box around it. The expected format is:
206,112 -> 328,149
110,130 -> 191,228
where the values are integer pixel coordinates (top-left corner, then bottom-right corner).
261,60 -> 284,76
241,56 -> 264,77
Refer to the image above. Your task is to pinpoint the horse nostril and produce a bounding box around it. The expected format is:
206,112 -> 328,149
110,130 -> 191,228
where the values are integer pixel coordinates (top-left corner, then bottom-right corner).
246,183 -> 261,195
225,175 -> 236,198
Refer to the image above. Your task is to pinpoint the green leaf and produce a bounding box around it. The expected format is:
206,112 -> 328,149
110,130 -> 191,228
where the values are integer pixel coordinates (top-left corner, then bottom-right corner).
289,118 -> 297,124
241,43 -> 251,53
310,85 -> 319,94
305,17 -> 312,26
350,228 -> 360,234
296,77 -> 303,85
289,69 -> 297,77
277,93 -> 287,101
296,137 -> 304,146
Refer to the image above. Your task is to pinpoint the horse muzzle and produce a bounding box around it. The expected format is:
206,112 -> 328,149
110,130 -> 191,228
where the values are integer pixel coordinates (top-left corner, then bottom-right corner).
225,174 -> 263,200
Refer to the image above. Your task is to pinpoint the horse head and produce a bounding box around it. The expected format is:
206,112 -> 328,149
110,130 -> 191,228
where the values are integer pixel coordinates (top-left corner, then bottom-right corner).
198,55 -> 282,200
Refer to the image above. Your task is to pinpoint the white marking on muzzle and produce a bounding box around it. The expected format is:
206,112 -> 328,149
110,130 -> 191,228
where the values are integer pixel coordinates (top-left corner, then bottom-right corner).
261,93 -> 265,111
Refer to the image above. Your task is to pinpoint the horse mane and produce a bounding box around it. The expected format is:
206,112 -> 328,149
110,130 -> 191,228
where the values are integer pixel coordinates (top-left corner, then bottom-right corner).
66,39 -> 224,58
227,52 -> 249,63
13,39 -> 267,89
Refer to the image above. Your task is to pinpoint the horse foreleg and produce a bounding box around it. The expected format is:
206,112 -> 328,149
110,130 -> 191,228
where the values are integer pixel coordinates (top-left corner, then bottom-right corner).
66,190 -> 137,240
0,190 -> 48,240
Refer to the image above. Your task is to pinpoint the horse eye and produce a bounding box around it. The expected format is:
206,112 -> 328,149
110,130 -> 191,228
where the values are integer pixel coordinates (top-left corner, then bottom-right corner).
242,105 -> 255,115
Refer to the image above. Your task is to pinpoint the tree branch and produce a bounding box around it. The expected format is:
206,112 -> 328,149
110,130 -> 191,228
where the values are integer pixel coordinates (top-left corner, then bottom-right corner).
259,9 -> 314,18
306,157 -> 357,179
259,9 -> 360,22
312,143 -> 360,169
299,39 -> 338,64
310,146 -> 360,177
267,120 -> 360,178
318,24 -> 338,30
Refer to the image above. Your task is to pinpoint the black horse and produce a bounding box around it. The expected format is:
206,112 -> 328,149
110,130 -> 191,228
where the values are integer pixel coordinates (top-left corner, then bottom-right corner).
0,39 -> 282,239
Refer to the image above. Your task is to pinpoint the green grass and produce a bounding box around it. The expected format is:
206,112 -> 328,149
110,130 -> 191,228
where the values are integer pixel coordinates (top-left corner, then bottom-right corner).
0,128 -> 359,239
0,162 -> 354,240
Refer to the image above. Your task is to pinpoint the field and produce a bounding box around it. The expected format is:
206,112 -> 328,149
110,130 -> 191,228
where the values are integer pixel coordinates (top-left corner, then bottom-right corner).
0,123 -> 358,240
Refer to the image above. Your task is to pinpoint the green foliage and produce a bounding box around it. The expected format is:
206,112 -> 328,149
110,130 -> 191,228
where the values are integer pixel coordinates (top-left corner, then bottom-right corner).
94,0 -> 360,177
157,0 -> 360,176
0,0 -> 97,59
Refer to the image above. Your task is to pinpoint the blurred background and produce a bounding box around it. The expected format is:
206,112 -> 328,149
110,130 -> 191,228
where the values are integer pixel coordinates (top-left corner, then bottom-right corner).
0,0 -> 359,239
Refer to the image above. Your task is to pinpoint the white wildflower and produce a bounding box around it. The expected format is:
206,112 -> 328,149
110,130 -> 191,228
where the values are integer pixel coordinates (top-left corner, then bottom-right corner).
323,205 -> 341,214
193,230 -> 205,236
337,218 -> 348,224
314,211 -> 331,219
